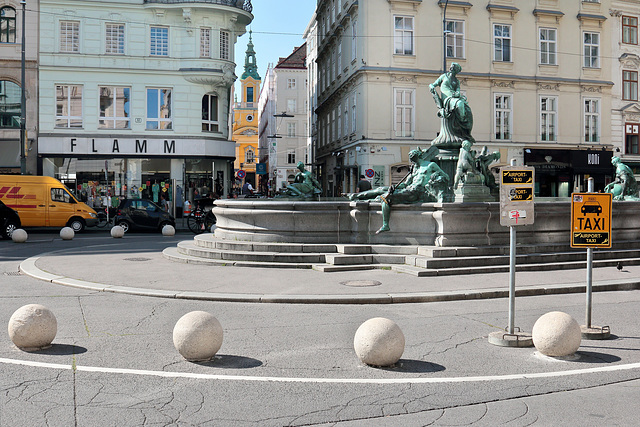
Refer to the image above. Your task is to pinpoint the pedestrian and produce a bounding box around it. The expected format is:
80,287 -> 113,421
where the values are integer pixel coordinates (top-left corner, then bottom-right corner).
356,175 -> 372,193
242,181 -> 254,196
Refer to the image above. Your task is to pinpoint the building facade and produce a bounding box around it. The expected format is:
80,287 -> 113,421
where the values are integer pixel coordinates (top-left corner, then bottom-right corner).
314,0 -> 615,197
232,32 -> 260,194
38,0 -> 252,204
0,0 -> 38,175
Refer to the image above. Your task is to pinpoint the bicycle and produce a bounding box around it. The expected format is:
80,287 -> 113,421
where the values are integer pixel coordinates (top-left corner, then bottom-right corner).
187,207 -> 216,234
95,207 -> 113,228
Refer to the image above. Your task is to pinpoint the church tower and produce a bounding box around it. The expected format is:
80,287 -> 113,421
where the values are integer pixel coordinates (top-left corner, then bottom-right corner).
233,31 -> 261,193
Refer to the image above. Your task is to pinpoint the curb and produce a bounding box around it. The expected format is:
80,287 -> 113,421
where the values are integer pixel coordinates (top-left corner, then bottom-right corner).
18,256 -> 640,304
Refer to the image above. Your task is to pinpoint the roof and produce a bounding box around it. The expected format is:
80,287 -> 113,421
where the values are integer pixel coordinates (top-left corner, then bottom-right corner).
275,44 -> 307,70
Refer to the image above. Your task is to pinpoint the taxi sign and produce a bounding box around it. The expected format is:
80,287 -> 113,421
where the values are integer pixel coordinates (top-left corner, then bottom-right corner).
571,193 -> 612,248
500,166 -> 535,226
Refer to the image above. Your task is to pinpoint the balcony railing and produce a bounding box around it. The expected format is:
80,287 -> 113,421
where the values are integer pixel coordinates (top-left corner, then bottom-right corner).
144,0 -> 252,12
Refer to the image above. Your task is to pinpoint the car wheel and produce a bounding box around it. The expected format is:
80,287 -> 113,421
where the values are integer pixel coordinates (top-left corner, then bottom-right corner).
2,220 -> 18,239
116,220 -> 130,233
68,218 -> 86,233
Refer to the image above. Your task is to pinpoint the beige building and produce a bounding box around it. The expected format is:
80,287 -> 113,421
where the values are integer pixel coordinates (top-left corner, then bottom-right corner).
315,0 -> 615,197
0,0 -> 38,174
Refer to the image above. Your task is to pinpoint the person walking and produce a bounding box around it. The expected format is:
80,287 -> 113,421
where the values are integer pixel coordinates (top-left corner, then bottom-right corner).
356,175 -> 372,193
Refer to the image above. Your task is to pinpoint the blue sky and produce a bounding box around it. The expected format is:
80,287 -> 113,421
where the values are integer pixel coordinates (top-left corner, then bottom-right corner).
234,1 -> 317,94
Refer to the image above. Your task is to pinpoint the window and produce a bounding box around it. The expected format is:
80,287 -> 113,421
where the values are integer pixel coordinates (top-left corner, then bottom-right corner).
99,86 -> 130,129
200,28 -> 211,57
150,26 -> 168,56
331,110 -> 336,139
446,20 -> 464,58
494,94 -> 512,140
343,102 -> 349,136
201,94 -> 218,132
623,16 -> 638,45
220,30 -> 229,60
287,99 -> 296,113
540,96 -> 557,142
51,188 -> 73,203
287,78 -> 296,90
394,16 -> 414,55
56,85 -> 83,128
60,21 -> 79,53
0,6 -> 16,43
584,99 -> 599,142
105,23 -> 125,54
351,92 -> 356,133
337,43 -> 342,75
287,149 -> 295,164
493,24 -> 511,62
287,122 -> 296,137
539,28 -> 557,65
0,81 -> 20,128
247,87 -> 254,103
625,124 -> 639,154
351,19 -> 357,61
583,32 -> 599,68
245,148 -> 255,164
337,103 -> 342,138
394,88 -> 414,137
623,70 -> 638,101
146,88 -> 172,130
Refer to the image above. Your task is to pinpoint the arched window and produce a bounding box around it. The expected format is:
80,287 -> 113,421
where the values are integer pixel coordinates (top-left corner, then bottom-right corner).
202,93 -> 219,132
0,6 -> 16,43
0,80 -> 21,128
245,148 -> 255,164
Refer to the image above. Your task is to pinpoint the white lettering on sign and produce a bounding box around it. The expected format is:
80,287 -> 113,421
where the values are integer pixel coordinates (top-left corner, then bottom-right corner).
587,153 -> 600,165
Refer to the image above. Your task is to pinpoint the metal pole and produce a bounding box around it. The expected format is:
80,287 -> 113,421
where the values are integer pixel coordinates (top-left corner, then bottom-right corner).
442,0 -> 449,73
586,177 -> 594,328
20,0 -> 26,174
508,158 -> 517,335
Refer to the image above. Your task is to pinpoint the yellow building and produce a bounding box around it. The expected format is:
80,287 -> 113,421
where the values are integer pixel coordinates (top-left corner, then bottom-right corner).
233,32 -> 261,192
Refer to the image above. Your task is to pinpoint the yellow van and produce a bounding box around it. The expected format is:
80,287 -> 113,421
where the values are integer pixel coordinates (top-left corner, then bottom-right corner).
0,175 -> 98,232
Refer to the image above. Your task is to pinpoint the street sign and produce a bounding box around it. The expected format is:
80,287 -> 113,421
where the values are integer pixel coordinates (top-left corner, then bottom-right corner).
256,163 -> 267,175
365,168 -> 374,178
236,170 -> 246,179
500,166 -> 535,226
571,193 -> 612,248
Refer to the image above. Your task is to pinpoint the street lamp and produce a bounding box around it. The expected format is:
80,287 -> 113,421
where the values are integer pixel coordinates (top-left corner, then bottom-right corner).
20,0 -> 26,174
442,0 -> 449,74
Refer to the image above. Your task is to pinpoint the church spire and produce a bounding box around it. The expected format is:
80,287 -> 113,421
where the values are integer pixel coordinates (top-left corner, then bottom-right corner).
242,30 -> 261,80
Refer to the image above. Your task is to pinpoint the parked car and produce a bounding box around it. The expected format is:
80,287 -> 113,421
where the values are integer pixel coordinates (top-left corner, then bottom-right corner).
113,199 -> 175,233
0,199 -> 21,239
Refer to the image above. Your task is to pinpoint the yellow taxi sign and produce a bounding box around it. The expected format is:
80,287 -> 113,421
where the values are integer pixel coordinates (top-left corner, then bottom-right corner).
570,193 -> 612,248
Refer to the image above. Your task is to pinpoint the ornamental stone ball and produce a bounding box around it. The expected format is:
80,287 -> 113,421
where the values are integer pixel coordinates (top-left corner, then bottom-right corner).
110,225 -> 125,238
353,317 -> 405,367
8,304 -> 57,351
60,227 -> 75,240
162,224 -> 175,236
173,311 -> 223,362
532,311 -> 582,357
11,229 -> 27,243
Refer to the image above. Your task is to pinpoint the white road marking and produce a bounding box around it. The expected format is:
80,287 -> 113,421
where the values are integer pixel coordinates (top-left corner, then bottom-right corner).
1,357 -> 639,384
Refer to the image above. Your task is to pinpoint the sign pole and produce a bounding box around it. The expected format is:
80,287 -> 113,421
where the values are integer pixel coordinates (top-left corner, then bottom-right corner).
585,177 -> 594,329
508,224 -> 516,335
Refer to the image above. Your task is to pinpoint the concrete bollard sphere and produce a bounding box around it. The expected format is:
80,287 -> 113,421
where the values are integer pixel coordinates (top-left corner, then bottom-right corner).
354,317 -> 405,367
11,229 -> 28,243
8,304 -> 57,351
60,227 -> 75,240
173,311 -> 223,362
110,225 -> 125,238
162,224 -> 175,236
532,311 -> 582,357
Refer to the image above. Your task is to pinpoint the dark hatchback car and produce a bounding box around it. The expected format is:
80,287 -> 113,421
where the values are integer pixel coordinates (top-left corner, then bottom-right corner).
0,199 -> 21,239
113,199 -> 175,233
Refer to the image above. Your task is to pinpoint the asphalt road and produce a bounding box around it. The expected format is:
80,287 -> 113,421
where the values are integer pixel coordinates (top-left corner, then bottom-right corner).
0,230 -> 639,426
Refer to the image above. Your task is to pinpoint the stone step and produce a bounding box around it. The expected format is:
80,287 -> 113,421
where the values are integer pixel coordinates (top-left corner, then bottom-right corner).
193,234 -> 338,253
324,254 -> 407,265
162,247 -> 314,269
177,241 -> 326,263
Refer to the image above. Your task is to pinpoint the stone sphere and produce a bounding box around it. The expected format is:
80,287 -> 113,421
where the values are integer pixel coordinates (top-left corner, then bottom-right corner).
110,225 -> 125,238
173,311 -> 223,362
8,304 -> 57,351
60,227 -> 75,240
532,311 -> 582,357
11,229 -> 27,243
354,317 -> 405,367
162,224 -> 175,236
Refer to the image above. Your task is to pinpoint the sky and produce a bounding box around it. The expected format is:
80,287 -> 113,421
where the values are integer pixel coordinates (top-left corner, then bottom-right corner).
234,0 -> 317,94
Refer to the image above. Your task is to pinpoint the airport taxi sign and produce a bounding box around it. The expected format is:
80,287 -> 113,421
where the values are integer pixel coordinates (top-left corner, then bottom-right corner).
570,193 -> 612,248
500,166 -> 535,226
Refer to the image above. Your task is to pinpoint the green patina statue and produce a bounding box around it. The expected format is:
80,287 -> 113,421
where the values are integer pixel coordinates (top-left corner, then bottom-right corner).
454,143 -> 501,189
348,146 -> 452,233
281,161 -> 322,198
429,63 -> 474,148
604,156 -> 639,201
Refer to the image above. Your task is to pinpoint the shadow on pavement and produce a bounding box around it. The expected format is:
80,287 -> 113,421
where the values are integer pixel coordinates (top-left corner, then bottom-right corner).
380,359 -> 446,374
194,354 -> 263,369
33,343 -> 88,356
576,351 -> 622,363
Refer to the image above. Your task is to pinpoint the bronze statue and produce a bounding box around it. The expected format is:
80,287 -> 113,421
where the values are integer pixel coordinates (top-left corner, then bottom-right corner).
348,146 -> 451,233
476,146 -> 501,189
281,161 -> 322,198
429,63 -> 474,148
605,156 -> 639,201
453,141 -> 481,189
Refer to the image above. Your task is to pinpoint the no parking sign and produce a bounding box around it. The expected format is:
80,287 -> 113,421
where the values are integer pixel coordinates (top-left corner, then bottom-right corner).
365,169 -> 374,178
236,170 -> 246,179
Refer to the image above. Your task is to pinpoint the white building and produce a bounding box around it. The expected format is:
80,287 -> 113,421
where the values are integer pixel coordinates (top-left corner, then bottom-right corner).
304,13 -> 318,179
38,0 -> 253,202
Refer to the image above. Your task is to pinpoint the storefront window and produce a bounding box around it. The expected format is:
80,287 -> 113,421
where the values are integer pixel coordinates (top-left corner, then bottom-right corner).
0,80 -> 20,128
